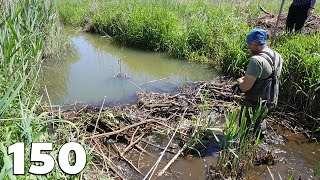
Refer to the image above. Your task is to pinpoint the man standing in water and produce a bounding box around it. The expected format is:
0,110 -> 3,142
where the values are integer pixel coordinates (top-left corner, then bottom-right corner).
286,0 -> 317,32
233,28 -> 283,133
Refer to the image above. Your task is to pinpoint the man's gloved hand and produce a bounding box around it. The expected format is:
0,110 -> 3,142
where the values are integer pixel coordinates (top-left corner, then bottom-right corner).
231,84 -> 241,94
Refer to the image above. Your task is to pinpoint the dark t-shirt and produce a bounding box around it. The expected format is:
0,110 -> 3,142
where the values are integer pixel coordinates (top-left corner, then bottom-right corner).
245,48 -> 283,80
292,0 -> 316,7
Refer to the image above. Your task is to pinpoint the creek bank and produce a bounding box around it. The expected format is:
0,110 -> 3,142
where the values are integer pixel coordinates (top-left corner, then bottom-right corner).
249,12 -> 320,35
48,77 -> 316,179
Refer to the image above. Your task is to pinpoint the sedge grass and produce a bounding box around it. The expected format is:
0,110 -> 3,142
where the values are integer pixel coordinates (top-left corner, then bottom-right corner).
211,103 -> 267,178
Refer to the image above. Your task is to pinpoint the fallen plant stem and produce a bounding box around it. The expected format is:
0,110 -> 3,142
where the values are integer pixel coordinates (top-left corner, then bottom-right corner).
143,124 -> 180,180
111,141 -> 144,176
121,132 -> 146,157
157,125 -> 199,177
85,119 -> 156,139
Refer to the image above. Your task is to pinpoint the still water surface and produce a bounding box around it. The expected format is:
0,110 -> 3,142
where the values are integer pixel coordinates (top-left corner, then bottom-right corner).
42,30 -> 216,105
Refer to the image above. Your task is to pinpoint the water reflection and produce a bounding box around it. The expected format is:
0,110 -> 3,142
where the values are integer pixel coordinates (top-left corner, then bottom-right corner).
42,30 -> 216,105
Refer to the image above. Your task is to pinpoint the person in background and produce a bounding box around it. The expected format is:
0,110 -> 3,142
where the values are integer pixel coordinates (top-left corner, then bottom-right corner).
286,0 -> 317,33
232,28 -> 283,134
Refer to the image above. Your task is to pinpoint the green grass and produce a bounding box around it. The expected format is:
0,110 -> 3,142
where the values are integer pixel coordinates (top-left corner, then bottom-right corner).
213,105 -> 266,178
315,164 -> 320,176
274,34 -> 320,118
57,0 -> 320,136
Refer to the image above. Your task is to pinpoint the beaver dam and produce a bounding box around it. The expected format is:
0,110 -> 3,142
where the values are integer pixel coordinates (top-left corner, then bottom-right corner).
47,77 -> 320,179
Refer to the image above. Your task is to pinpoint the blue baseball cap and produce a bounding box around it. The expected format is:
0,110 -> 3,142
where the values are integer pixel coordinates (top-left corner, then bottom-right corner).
246,28 -> 267,45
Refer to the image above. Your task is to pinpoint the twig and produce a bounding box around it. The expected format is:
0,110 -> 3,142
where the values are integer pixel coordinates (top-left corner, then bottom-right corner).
127,79 -> 146,94
270,0 -> 285,47
111,141 -> 144,176
140,139 -> 177,154
84,119 -> 156,139
143,124 -> 180,180
259,167 -> 268,176
157,123 -> 199,177
138,77 -> 169,86
94,140 -> 124,179
131,127 -> 140,144
75,105 -> 89,115
100,156 -> 124,179
259,6 -> 270,15
90,96 -> 106,144
153,119 -> 188,137
134,144 -> 154,157
121,132 -> 146,157
267,167 -> 275,180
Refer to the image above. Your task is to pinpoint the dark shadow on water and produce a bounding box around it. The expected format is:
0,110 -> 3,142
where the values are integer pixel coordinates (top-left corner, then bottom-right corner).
187,134 -> 224,157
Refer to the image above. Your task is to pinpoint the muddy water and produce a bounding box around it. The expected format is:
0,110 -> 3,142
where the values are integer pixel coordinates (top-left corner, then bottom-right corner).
117,134 -> 219,180
121,129 -> 320,180
248,129 -> 320,180
114,128 -> 320,180
41,29 -> 216,105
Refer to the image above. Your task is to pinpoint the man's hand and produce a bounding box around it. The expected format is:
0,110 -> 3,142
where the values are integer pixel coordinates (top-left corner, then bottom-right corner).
308,8 -> 314,16
237,77 -> 244,84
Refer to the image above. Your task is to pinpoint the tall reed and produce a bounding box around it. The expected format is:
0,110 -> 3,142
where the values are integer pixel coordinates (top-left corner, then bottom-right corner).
0,0 -> 83,178
212,104 -> 266,178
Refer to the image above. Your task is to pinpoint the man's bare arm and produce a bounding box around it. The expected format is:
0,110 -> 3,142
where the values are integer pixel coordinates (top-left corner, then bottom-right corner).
238,75 -> 257,92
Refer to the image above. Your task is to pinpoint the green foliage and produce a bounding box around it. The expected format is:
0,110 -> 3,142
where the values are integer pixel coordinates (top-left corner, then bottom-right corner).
215,103 -> 267,178
0,0 -> 57,173
57,0 -> 90,26
315,164 -> 320,175
57,0 -> 251,61
274,34 -> 320,119
0,0 -> 92,179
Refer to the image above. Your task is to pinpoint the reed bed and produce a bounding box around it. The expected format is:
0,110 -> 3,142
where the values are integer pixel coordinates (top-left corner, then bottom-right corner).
0,0 -> 86,179
1,0 -> 316,178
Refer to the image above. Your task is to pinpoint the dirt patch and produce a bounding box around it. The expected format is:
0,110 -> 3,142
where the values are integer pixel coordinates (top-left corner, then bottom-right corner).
249,13 -> 320,35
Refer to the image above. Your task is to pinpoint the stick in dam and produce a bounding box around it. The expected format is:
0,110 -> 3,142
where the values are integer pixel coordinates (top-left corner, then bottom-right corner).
85,119 -> 156,140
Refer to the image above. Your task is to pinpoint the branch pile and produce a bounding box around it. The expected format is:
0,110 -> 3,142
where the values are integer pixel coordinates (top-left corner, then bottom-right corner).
55,77 -> 313,179
57,78 -> 240,179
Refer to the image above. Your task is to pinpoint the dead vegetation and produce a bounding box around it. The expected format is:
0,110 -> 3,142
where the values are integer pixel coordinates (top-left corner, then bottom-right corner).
49,77 -> 315,179
55,77 -> 240,179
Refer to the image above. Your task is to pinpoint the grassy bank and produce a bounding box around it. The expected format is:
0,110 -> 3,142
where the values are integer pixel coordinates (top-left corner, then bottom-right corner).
57,0 -> 320,136
0,0 -> 89,178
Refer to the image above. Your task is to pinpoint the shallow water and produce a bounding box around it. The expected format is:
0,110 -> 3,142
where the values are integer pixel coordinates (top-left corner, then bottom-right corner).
41,29 -> 216,106
122,130 -> 320,180
248,129 -> 320,179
